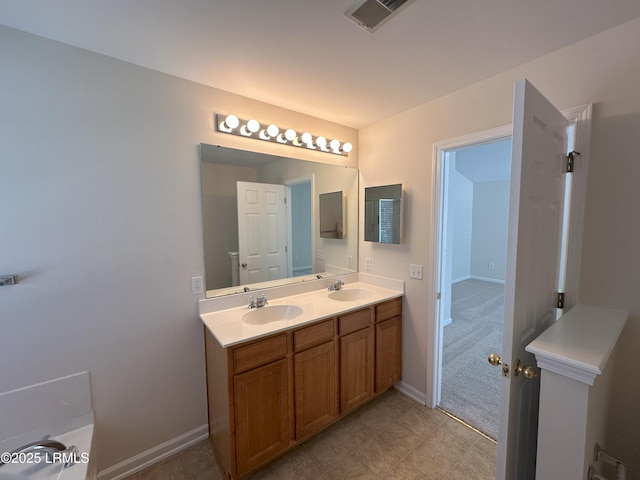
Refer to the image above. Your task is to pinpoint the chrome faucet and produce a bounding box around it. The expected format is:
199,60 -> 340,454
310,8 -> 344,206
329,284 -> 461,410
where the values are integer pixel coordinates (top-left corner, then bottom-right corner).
0,435 -> 77,468
328,280 -> 344,291
248,294 -> 268,309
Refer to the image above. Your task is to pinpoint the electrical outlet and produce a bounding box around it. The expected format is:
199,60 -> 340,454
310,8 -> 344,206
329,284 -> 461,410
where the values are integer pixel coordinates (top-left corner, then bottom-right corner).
489,262 -> 495,270
347,255 -> 353,268
317,249 -> 325,260
191,276 -> 204,295
409,264 -> 423,280
365,258 -> 372,271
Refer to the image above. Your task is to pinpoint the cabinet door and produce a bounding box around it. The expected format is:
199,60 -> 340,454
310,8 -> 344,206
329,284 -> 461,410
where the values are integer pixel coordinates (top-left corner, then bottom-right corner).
234,359 -> 289,476
340,327 -> 373,413
375,316 -> 402,392
294,340 -> 337,439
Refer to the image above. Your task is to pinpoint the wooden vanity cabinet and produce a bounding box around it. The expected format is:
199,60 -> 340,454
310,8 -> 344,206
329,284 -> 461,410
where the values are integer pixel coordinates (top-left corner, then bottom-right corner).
374,298 -> 403,392
338,307 -> 374,413
293,319 -> 337,440
204,297 -> 402,479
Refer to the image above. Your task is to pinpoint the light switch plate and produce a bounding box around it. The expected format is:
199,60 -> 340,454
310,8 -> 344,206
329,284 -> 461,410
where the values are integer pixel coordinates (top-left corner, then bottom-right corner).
409,264 -> 423,280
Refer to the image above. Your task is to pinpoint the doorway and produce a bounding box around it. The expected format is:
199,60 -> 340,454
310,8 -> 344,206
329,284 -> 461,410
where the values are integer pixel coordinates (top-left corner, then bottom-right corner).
437,138 -> 512,439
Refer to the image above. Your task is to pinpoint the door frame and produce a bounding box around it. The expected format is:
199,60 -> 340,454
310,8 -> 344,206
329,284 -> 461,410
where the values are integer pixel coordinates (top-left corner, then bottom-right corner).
284,174 -> 315,277
426,104 -> 592,409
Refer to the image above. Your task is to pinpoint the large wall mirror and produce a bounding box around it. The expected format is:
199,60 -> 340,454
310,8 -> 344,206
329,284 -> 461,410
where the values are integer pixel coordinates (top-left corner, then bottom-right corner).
200,144 -> 358,297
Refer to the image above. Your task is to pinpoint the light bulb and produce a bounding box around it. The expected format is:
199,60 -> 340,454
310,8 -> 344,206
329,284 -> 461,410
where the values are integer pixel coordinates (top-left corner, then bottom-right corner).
266,124 -> 279,137
284,129 -> 297,141
342,142 -> 353,153
301,132 -> 313,144
316,136 -> 327,150
241,119 -> 260,136
247,119 -> 260,133
330,139 -> 341,152
224,114 -> 239,129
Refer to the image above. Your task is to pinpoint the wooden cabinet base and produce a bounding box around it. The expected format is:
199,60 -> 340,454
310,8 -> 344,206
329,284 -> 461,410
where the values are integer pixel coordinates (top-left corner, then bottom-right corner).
205,297 -> 402,479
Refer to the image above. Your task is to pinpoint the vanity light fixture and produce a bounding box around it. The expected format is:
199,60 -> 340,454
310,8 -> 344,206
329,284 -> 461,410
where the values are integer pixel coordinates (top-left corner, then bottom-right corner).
215,113 -> 352,156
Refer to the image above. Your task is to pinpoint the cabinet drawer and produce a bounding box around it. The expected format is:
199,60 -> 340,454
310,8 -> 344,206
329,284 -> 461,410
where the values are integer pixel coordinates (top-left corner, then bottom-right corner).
294,319 -> 334,352
339,308 -> 371,335
376,298 -> 402,322
233,334 -> 288,374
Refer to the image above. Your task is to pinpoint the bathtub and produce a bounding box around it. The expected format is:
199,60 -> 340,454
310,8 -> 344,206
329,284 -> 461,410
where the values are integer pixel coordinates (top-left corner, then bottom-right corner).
0,412 -> 94,480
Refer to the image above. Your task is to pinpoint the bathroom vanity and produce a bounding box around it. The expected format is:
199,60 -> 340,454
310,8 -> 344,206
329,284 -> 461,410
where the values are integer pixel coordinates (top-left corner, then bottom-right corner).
200,278 -> 403,479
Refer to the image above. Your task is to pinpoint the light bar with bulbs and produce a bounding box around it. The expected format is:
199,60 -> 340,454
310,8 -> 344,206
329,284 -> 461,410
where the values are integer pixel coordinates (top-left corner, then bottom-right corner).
215,114 -> 353,156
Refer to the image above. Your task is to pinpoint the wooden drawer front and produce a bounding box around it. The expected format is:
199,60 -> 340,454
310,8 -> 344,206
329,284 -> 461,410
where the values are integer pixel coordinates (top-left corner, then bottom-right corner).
339,308 -> 371,336
294,319 -> 334,352
376,297 -> 402,322
233,334 -> 287,374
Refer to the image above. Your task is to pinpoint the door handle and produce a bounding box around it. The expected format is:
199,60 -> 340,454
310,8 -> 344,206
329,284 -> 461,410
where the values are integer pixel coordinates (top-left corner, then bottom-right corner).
241,262 -> 247,268
488,354 -> 538,379
513,359 -> 538,379
488,353 -> 510,377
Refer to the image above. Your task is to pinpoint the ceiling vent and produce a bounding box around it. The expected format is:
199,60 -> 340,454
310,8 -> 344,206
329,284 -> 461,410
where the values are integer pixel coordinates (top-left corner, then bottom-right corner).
345,0 -> 416,33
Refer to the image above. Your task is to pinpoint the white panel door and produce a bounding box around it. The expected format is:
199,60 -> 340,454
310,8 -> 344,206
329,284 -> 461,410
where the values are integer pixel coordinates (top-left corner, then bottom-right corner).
237,181 -> 288,285
495,79 -> 568,479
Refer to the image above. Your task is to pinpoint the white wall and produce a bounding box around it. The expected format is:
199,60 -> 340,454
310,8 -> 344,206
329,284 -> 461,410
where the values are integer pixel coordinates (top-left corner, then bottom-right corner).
201,163 -> 257,289
359,17 -> 640,473
470,180 -> 509,282
0,25 -> 357,472
450,168 -> 474,281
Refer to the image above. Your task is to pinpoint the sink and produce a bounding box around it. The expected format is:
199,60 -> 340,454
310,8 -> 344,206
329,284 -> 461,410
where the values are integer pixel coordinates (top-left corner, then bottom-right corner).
242,305 -> 303,325
328,289 -> 373,302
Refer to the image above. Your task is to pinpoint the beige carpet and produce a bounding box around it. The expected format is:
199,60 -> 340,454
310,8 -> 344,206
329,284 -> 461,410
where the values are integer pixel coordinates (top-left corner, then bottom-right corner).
439,279 -> 504,439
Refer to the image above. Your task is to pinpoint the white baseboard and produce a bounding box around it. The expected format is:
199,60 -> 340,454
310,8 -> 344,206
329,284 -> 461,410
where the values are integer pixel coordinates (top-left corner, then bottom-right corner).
470,275 -> 505,284
394,381 -> 427,406
442,316 -> 452,327
97,424 -> 208,480
452,275 -> 471,284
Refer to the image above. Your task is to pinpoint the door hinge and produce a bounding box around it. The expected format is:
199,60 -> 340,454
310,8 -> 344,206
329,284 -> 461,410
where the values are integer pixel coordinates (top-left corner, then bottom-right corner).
285,246 -> 288,253
556,292 -> 565,309
566,151 -> 581,173
284,197 -> 287,204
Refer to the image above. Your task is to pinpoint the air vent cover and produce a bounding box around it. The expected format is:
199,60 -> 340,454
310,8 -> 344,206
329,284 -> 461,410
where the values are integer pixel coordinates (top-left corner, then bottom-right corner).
345,0 -> 415,32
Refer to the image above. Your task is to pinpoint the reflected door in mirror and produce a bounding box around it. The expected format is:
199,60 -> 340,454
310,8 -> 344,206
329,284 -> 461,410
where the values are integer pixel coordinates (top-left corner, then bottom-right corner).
237,181 -> 288,284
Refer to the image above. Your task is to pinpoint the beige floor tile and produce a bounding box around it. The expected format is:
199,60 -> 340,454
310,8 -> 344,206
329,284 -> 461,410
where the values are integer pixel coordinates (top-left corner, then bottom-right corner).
331,416 -> 375,453
375,420 -> 423,457
451,443 -> 496,480
350,436 -> 401,475
121,474 -> 141,480
325,456 -> 377,480
141,456 -> 186,480
376,460 -> 425,480
181,440 -> 221,480
473,436 -> 498,457
132,389 -> 497,480
270,448 -> 326,480
403,438 -> 457,479
304,427 -> 351,470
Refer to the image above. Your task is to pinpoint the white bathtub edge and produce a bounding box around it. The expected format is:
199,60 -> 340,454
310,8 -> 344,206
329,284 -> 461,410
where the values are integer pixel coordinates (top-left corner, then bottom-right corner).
96,424 -> 208,480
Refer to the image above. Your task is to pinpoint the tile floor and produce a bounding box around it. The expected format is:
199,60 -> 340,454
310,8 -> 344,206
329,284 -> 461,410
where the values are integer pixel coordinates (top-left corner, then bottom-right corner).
123,389 -> 496,480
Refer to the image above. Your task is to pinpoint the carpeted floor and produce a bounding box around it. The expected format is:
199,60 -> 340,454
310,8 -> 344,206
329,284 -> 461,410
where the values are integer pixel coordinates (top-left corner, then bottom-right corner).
439,279 -> 504,439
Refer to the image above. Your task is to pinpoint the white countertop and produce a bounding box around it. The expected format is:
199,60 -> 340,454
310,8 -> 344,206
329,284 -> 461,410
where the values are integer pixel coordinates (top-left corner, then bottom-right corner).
200,279 -> 403,347
526,303 -> 628,385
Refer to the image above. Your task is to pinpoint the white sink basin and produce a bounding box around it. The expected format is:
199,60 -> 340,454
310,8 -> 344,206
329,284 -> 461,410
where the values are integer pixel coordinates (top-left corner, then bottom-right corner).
328,289 -> 373,302
242,305 -> 303,325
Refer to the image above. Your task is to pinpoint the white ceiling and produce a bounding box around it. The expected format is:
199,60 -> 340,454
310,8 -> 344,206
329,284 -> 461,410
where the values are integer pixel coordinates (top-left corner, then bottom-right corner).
454,138 -> 511,183
2,0 -> 640,128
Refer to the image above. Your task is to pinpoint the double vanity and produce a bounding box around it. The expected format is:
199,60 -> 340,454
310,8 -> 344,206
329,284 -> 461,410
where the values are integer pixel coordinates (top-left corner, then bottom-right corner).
199,274 -> 403,479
